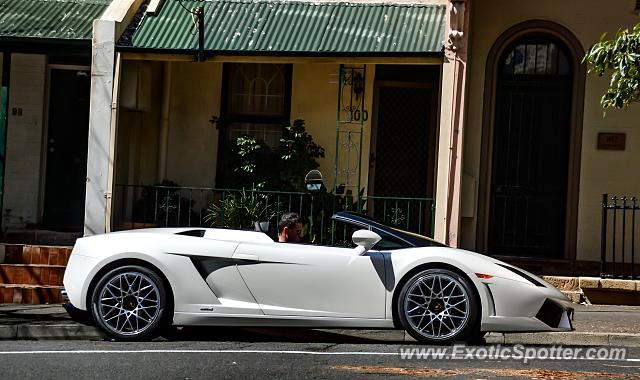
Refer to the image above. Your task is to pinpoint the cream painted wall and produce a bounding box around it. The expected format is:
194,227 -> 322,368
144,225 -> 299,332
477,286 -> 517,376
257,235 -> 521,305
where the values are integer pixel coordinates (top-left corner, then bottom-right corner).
165,61 -> 221,189
462,0 -> 640,262
290,63 -> 374,194
117,61 -> 377,198
115,60 -> 163,187
113,60 -> 163,228
578,72 -> 640,262
114,60 -> 221,225
3,54 -> 46,229
116,61 -> 221,189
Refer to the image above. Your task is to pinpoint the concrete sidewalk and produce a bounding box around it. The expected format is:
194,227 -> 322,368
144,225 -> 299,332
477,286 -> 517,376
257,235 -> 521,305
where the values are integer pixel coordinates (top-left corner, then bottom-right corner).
0,303 -> 639,346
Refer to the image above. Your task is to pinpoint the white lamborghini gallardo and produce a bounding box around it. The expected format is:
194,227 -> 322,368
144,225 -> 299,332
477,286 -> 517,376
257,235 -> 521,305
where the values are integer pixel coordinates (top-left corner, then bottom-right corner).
62,211 -> 573,343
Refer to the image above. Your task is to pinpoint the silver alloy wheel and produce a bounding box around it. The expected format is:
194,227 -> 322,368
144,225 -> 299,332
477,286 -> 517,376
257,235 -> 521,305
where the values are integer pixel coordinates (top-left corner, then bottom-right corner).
97,271 -> 161,336
403,273 -> 470,340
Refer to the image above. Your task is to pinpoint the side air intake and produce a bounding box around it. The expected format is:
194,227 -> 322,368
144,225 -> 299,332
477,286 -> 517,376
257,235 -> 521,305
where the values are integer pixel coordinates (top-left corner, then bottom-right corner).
176,229 -> 206,237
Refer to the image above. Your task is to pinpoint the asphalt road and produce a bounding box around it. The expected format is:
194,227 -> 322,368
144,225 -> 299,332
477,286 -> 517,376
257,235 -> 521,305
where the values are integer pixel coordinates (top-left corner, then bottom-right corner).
1,340 -> 639,379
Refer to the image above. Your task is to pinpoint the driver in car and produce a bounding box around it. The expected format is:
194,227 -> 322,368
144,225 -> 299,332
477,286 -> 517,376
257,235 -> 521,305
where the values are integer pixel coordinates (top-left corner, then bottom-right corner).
278,212 -> 304,243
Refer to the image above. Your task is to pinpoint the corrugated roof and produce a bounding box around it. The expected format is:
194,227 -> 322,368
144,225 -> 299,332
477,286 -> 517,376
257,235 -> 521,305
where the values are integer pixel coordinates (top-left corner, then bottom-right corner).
0,0 -> 111,40
120,0 -> 446,55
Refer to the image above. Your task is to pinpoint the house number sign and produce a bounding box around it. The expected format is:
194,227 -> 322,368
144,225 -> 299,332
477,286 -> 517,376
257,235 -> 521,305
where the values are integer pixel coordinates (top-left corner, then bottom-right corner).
597,132 -> 626,151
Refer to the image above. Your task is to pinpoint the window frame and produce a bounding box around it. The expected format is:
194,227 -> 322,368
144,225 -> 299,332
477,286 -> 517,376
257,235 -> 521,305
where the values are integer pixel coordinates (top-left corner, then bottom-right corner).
215,63 -> 293,187
221,63 -> 293,128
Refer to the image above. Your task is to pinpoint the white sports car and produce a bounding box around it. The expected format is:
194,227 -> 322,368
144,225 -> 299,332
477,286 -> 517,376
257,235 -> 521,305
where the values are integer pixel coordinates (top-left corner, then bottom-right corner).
62,212 -> 573,343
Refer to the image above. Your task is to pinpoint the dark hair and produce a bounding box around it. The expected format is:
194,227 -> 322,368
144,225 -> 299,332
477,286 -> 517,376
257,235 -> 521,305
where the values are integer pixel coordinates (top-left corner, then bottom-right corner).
278,212 -> 302,233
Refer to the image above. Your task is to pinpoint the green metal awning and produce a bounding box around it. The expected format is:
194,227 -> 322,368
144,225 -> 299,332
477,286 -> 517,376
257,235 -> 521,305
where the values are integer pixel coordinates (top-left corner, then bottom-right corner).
119,0 -> 446,55
0,0 -> 111,41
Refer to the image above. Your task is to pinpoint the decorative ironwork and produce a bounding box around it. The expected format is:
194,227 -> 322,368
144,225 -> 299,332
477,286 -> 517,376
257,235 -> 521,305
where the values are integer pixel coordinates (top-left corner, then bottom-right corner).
601,194 -> 639,279
334,65 -> 366,204
111,184 -> 436,239
502,42 -> 569,76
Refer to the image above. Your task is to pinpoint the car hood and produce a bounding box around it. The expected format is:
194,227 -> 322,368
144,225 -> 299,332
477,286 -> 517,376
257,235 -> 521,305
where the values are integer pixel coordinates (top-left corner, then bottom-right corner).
390,246 -> 553,288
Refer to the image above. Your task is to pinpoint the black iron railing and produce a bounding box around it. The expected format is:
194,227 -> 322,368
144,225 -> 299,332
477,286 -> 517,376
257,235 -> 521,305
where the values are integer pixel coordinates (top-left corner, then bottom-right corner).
111,184 -> 436,244
601,193 -> 639,279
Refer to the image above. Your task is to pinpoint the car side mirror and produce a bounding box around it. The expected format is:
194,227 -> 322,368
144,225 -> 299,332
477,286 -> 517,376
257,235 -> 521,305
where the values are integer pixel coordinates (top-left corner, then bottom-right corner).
352,229 -> 382,255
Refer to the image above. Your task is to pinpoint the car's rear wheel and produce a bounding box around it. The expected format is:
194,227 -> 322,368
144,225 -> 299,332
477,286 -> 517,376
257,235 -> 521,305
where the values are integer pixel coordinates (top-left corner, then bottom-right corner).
91,265 -> 167,341
398,268 -> 479,344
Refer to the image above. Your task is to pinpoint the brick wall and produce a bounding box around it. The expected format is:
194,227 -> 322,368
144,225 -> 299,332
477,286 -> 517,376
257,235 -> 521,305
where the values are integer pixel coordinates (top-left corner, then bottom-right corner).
2,53 -> 46,229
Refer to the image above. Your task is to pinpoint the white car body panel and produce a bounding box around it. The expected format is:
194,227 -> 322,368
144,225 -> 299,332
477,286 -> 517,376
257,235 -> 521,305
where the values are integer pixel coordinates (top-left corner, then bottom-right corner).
63,227 -> 573,333
383,246 -> 571,331
234,243 -> 386,318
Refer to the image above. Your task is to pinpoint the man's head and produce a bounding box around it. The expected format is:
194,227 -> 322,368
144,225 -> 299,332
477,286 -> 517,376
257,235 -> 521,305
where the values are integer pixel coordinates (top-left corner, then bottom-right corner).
278,212 -> 303,243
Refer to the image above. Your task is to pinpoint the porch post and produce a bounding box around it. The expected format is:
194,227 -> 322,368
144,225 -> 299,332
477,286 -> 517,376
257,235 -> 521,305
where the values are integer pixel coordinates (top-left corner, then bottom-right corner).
84,19 -> 116,236
84,0 -> 145,235
434,0 -> 470,247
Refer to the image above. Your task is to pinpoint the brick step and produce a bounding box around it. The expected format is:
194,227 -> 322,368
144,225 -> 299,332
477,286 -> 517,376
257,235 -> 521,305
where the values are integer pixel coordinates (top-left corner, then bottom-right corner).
2,244 -> 72,266
0,264 -> 66,286
0,284 -> 64,304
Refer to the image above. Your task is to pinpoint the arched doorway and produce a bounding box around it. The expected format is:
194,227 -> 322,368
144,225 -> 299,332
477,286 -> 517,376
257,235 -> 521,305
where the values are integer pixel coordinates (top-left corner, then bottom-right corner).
477,21 -> 585,259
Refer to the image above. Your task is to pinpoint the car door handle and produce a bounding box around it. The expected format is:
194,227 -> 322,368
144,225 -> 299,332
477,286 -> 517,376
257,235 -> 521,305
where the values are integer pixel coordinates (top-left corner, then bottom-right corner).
234,253 -> 259,262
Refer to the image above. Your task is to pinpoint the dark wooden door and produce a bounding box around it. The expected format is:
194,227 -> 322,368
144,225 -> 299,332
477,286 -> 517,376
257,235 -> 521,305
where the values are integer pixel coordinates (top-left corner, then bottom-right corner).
42,68 -> 90,230
488,77 -> 571,257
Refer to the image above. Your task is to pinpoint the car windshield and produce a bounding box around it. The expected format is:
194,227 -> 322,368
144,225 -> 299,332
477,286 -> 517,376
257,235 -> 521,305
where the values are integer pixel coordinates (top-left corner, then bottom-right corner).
332,212 -> 448,248
387,226 -> 448,248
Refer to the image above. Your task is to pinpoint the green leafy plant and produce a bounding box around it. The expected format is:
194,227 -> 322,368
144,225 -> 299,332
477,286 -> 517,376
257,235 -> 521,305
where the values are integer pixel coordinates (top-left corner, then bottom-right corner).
234,135 -> 269,189
230,119 -> 325,192
279,119 -> 326,191
204,188 -> 276,229
584,24 -> 640,110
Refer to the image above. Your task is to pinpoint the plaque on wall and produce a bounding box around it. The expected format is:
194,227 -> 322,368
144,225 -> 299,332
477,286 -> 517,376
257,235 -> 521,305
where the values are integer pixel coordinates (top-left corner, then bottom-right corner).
597,133 -> 626,151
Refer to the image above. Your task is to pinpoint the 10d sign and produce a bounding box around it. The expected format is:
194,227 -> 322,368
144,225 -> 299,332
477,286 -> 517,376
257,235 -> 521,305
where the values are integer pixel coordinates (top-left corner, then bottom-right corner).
597,132 -> 626,151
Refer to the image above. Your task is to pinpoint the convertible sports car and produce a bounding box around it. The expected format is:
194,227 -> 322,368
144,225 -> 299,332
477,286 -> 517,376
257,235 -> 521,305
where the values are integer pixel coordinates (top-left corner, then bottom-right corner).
62,211 -> 573,343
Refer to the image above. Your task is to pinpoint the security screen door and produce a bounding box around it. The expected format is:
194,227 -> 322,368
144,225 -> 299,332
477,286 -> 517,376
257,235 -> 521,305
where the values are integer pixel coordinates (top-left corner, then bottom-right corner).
369,65 -> 438,235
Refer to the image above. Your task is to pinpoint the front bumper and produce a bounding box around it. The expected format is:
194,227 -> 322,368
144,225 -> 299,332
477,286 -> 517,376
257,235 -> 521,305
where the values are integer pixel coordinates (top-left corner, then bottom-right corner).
479,275 -> 575,333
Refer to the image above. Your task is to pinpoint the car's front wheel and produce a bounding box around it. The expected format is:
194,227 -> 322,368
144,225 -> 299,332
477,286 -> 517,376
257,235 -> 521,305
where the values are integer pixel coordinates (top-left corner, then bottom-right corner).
90,265 -> 168,341
397,268 -> 479,344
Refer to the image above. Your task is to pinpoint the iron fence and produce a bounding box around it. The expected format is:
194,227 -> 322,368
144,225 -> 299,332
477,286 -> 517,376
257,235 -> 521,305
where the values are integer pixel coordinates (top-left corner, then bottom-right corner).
601,193 -> 639,279
112,184 -> 435,244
